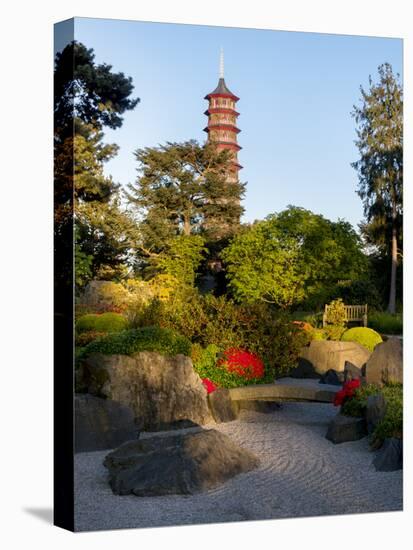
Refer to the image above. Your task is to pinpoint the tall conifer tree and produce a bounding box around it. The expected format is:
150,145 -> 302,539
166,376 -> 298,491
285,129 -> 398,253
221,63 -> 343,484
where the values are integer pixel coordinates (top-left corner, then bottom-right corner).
351,63 -> 403,313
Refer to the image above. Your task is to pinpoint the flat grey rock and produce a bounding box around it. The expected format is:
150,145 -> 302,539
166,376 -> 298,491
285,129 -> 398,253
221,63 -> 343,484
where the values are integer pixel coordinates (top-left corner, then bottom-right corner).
230,378 -> 338,403
326,413 -> 367,444
103,429 -> 259,496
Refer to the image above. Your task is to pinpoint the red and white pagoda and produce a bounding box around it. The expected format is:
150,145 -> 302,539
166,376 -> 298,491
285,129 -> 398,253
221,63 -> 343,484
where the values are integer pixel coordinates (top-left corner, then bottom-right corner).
204,50 -> 242,184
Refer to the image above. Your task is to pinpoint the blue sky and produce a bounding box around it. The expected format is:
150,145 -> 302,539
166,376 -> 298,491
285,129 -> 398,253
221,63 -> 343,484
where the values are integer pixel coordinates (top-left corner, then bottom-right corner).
57,17 -> 403,229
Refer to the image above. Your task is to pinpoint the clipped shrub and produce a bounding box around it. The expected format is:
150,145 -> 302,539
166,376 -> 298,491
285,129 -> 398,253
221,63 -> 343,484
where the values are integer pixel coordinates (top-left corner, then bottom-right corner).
341,326 -> 382,352
341,383 -> 402,446
333,379 -> 361,407
75,330 -> 108,347
323,324 -> 346,341
76,312 -> 128,334
311,328 -> 328,341
368,311 -> 403,335
192,344 -> 266,389
325,298 -> 347,327
373,385 -> 403,444
219,348 -> 265,380
79,326 -> 192,359
202,378 -> 218,394
76,313 -> 99,333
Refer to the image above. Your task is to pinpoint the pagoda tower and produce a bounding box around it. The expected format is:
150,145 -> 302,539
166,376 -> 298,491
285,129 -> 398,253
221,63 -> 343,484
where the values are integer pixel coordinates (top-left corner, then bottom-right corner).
204,50 -> 242,185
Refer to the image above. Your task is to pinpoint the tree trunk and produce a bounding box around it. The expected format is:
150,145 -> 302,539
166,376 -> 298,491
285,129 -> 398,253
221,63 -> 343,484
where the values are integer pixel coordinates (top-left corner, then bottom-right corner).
387,221 -> 397,314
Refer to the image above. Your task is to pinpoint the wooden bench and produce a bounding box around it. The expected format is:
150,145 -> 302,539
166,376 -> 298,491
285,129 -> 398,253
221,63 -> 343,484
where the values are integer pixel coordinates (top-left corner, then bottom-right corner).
323,304 -> 368,327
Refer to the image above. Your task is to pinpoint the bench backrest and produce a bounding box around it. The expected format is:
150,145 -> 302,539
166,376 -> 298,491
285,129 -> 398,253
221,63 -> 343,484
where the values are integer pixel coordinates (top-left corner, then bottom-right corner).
323,304 -> 368,327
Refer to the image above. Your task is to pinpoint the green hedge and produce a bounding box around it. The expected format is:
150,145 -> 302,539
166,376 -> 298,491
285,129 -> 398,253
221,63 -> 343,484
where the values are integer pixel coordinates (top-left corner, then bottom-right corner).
341,326 -> 382,352
341,383 -> 402,446
76,312 -> 129,334
80,326 -> 192,358
368,312 -> 403,335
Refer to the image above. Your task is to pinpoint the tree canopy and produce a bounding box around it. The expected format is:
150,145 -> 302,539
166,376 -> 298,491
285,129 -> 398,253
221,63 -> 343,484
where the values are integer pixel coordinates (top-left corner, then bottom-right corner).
54,41 -> 139,136
222,206 -> 367,309
127,140 -> 245,253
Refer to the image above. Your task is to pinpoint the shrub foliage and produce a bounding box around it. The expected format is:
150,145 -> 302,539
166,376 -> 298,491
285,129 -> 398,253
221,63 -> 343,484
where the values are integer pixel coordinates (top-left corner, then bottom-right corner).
341,326 -> 382,352
76,312 -> 129,334
341,383 -> 402,446
79,326 -> 192,358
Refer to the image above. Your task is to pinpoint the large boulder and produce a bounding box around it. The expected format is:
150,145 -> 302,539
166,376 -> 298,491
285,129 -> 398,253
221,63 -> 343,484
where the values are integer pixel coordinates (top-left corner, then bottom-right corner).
300,341 -> 371,376
373,438 -> 403,471
366,394 -> 387,435
103,429 -> 259,496
319,369 -> 344,386
343,361 -> 363,382
75,394 -> 139,453
80,352 -> 213,430
288,357 -> 319,379
326,413 -> 367,444
365,338 -> 403,387
208,389 -> 239,423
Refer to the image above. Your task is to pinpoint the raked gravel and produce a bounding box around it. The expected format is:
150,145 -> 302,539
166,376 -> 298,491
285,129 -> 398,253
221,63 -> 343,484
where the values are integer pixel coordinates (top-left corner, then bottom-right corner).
74,401 -> 402,531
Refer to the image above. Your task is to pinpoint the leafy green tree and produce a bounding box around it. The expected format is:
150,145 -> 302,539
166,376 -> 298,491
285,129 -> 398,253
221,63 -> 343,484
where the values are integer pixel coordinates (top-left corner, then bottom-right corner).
222,218 -> 303,307
152,235 -> 206,287
127,140 -> 245,252
351,63 -> 403,313
222,206 -> 367,309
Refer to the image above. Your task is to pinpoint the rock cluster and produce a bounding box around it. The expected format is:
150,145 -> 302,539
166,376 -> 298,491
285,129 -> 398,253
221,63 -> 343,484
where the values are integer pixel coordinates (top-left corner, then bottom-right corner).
326,413 -> 367,444
299,341 -> 371,376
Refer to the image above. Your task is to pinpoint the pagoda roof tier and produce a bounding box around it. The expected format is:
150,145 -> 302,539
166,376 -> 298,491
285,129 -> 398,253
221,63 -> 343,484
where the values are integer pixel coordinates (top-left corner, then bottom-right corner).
203,124 -> 241,134
213,141 -> 242,152
204,78 -> 239,101
204,108 -> 240,116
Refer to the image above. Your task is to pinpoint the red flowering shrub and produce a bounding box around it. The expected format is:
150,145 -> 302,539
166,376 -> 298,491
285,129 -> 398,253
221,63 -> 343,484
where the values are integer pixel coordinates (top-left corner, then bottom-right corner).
202,378 -> 217,394
333,379 -> 361,407
218,348 -> 265,380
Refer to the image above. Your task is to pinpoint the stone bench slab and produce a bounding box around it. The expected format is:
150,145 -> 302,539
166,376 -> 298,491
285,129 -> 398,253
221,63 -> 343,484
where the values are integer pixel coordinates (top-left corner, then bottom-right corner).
229,379 -> 337,404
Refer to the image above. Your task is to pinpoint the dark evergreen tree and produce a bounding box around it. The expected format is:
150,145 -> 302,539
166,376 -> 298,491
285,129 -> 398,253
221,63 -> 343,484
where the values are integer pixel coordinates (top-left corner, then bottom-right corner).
54,41 -> 139,287
127,140 -> 245,257
351,63 -> 403,313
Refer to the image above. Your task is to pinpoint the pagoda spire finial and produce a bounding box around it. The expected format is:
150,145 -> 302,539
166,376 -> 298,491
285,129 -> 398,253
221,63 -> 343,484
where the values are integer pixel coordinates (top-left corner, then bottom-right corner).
219,47 -> 224,79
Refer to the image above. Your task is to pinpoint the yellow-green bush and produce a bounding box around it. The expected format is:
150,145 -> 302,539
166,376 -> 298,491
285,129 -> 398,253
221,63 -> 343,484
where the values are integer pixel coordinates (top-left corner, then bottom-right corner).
341,326 -> 382,352
76,312 -> 128,334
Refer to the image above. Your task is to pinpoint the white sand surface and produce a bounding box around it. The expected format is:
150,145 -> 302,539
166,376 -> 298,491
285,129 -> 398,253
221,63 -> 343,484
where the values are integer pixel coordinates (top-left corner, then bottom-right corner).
74,402 -> 402,531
